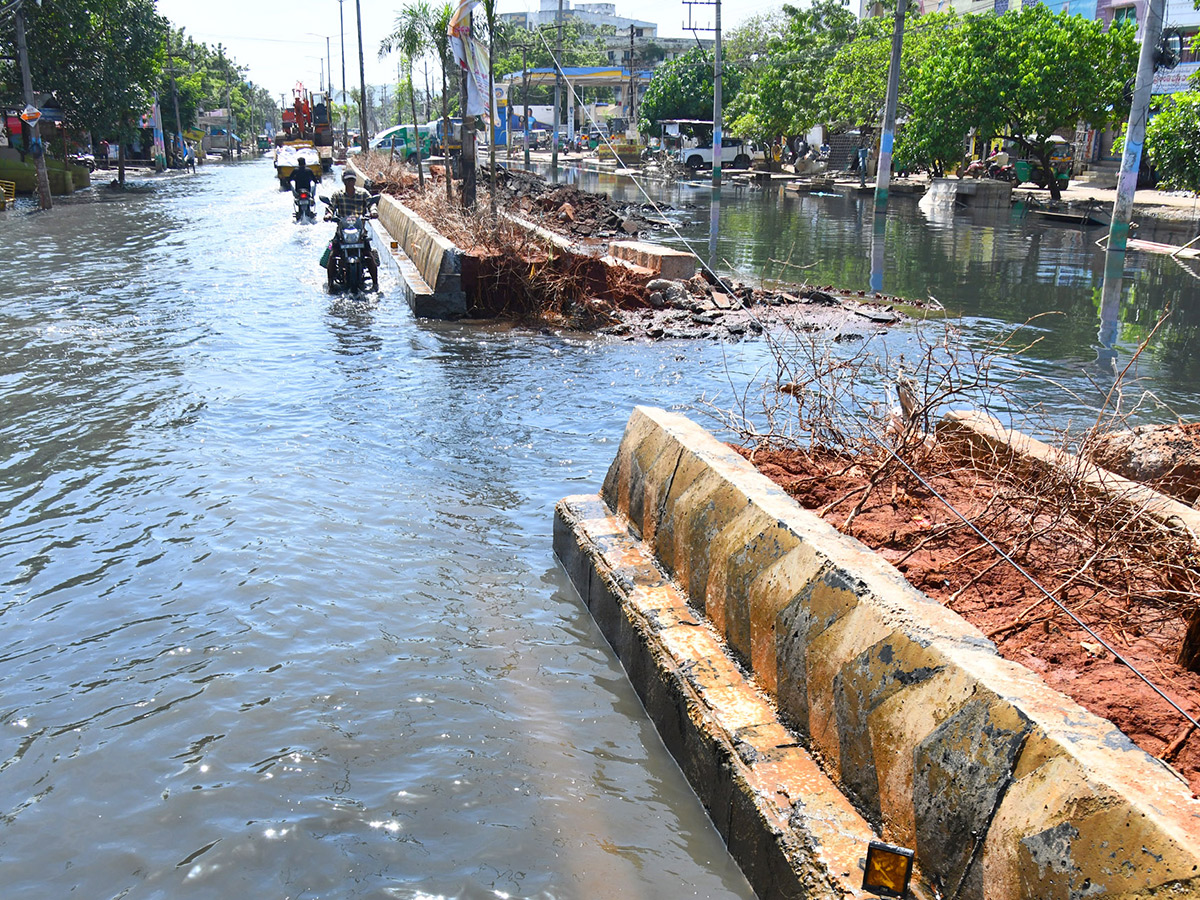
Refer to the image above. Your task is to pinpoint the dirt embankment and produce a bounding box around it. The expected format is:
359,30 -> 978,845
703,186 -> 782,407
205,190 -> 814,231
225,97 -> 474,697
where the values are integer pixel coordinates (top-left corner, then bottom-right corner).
739,434 -> 1200,795
355,154 -> 926,338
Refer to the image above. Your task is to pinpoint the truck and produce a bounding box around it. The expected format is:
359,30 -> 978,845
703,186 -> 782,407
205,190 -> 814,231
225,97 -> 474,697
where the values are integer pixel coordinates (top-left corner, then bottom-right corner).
280,83 -> 334,171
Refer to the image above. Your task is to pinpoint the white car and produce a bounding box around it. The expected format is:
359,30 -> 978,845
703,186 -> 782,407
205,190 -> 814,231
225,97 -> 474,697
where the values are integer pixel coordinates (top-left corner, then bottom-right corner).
679,137 -> 752,170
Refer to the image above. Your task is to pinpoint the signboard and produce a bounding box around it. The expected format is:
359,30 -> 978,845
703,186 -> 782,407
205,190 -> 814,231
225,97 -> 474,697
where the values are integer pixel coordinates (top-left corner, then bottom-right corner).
1153,61 -> 1200,94
19,105 -> 40,125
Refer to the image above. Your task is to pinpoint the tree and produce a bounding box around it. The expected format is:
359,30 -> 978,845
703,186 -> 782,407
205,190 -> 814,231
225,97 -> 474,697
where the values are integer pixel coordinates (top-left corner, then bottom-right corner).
5,0 -> 167,182
381,1 -> 431,189
902,6 -> 1137,200
725,1 -> 856,148
820,10 -> 955,133
1143,92 -> 1200,191
638,46 -> 741,135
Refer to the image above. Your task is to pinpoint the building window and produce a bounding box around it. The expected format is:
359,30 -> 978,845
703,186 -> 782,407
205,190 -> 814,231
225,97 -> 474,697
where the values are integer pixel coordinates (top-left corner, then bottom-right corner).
1113,5 -> 1136,24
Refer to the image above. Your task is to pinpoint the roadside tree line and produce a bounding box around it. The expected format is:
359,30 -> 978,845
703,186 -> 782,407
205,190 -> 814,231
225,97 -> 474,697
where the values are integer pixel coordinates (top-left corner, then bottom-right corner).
639,2 -> 1153,201
0,0 -> 276,175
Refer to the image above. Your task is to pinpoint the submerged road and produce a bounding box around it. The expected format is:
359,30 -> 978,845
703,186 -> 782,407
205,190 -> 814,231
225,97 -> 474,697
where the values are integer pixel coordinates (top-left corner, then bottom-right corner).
2,157 -> 1200,899
0,160 -> 760,899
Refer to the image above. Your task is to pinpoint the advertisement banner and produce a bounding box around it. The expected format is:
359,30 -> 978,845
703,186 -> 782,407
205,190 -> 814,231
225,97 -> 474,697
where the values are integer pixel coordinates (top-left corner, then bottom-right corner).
449,0 -> 490,117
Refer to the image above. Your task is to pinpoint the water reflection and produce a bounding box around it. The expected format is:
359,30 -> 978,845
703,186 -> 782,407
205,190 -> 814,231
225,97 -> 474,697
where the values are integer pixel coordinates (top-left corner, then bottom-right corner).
870,213 -> 887,293
1098,249 -> 1125,375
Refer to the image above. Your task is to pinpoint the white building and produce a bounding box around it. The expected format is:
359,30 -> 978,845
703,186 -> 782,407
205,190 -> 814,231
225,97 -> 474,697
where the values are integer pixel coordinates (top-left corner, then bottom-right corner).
500,1 -> 656,38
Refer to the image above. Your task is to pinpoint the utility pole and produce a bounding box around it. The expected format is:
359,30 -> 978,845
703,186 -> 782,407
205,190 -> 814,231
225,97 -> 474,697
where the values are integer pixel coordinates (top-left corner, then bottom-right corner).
356,0 -> 369,145
1108,0 -> 1168,252
14,1 -> 51,209
339,0 -> 348,150
874,0 -> 907,213
684,0 -> 722,187
523,45 -> 531,169
628,25 -> 635,125
551,0 -> 563,175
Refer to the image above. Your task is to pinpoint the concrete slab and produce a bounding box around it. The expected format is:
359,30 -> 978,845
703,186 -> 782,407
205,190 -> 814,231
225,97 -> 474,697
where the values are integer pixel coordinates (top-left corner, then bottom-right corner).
559,405 -> 1200,900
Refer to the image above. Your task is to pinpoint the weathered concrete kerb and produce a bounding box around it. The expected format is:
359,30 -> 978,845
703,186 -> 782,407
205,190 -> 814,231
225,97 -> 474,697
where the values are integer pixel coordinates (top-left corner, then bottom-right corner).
554,406 -> 1200,900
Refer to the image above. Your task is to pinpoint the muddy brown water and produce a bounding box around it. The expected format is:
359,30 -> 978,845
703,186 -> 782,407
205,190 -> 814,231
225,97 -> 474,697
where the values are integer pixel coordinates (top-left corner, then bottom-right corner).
1,158 -> 1199,899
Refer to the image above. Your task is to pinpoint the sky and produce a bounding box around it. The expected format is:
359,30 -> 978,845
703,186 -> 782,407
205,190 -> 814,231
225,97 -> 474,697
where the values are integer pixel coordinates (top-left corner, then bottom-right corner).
153,0 -> 784,103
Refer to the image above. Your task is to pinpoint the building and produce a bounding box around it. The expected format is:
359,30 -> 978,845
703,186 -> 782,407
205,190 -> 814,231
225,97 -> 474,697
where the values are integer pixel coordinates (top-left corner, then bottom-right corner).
500,1 -> 656,37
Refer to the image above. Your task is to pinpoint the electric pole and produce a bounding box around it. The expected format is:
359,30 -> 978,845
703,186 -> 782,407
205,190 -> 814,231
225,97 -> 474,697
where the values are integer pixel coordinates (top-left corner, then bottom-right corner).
339,0 -> 348,149
551,0 -> 563,175
356,0 -> 369,145
874,0 -> 907,213
684,0 -> 722,187
1108,0 -> 1168,252
523,45 -> 531,169
14,1 -> 51,209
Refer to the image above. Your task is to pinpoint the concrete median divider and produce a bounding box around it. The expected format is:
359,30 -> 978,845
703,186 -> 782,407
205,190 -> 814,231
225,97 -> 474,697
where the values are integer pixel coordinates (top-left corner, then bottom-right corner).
555,405 -> 1200,900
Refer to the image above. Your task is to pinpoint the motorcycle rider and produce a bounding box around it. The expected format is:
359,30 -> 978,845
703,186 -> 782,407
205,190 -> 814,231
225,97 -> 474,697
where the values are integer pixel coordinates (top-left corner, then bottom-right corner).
325,169 -> 379,291
288,156 -> 319,193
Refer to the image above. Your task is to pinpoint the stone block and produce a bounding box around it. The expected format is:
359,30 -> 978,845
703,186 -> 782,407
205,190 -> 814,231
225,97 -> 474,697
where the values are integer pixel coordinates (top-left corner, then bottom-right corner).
608,240 -> 698,280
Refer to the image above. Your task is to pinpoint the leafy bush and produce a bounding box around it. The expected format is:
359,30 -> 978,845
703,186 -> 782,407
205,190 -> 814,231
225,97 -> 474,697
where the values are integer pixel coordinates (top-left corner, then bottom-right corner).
1145,92 -> 1200,191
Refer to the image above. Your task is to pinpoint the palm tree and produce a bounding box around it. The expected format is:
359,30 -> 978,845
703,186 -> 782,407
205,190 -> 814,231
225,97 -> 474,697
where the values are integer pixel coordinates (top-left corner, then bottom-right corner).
381,1 -> 431,189
428,2 -> 455,203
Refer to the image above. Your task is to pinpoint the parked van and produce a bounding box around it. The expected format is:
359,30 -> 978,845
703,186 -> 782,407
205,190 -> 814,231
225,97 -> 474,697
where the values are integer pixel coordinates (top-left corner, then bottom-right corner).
678,137 -> 752,170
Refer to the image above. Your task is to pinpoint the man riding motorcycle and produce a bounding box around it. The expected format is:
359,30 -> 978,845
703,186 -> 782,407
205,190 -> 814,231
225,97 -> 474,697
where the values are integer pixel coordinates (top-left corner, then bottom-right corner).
324,169 -> 379,291
287,156 -> 320,221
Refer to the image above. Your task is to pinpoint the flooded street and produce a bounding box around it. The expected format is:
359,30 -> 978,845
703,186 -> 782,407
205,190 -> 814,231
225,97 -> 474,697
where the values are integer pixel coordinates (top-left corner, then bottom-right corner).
2,158 -> 1199,899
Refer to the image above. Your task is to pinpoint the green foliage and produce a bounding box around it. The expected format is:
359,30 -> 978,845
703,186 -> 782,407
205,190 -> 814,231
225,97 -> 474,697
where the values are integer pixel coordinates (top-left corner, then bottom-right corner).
9,0 -> 167,141
899,6 -> 1137,196
638,47 -> 742,135
1144,92 -> 1200,190
820,10 -> 956,131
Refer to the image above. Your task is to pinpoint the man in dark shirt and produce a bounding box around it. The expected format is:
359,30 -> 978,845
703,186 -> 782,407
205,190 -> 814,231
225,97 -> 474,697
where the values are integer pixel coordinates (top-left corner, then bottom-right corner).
287,157 -> 319,193
325,169 -> 379,290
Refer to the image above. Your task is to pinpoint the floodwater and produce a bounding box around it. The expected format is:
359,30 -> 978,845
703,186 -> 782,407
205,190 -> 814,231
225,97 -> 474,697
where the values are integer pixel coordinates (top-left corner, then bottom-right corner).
1,158 -> 1198,900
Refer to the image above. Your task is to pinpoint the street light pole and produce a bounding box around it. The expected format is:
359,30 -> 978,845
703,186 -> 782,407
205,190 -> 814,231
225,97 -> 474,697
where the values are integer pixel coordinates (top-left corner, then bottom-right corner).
14,0 -> 52,209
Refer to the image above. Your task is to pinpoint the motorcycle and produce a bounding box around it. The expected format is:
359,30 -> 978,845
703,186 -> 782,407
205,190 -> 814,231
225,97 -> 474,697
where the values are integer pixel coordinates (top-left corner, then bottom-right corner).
293,186 -> 317,223
319,194 -> 380,293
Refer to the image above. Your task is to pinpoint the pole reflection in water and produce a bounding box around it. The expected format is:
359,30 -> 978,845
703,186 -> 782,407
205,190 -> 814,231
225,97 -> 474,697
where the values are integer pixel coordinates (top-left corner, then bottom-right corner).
870,213 -> 887,293
1098,249 -> 1126,375
709,185 -> 721,272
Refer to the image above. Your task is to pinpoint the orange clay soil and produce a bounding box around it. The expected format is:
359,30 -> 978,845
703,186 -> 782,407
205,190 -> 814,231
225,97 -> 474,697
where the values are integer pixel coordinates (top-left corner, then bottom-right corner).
738,444 -> 1200,796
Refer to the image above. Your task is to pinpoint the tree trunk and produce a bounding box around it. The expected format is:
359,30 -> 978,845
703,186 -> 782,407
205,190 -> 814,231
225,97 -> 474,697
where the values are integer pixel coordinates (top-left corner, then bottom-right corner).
410,78 -> 424,190
118,141 -> 127,186
1042,148 -> 1061,202
442,68 -> 452,203
1178,610 -> 1200,673
488,42 -> 496,219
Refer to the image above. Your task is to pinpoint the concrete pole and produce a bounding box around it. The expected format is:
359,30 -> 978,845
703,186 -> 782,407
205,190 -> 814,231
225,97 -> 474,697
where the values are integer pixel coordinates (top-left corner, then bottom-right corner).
339,0 -> 349,149
1107,0 -> 1166,252
523,46 -> 531,169
15,3 -> 52,209
356,0 -> 369,145
552,0 -> 563,176
711,0 -> 722,189
874,0 -> 907,214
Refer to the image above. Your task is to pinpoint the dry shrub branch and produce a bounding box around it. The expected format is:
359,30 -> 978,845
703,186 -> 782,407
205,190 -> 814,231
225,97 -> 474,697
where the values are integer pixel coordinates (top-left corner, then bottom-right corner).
716,316 -> 1200,785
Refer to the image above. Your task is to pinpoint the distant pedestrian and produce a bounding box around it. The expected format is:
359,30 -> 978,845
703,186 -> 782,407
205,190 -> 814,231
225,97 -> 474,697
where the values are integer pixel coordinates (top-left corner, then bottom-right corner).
858,144 -> 869,187
100,140 -> 110,169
